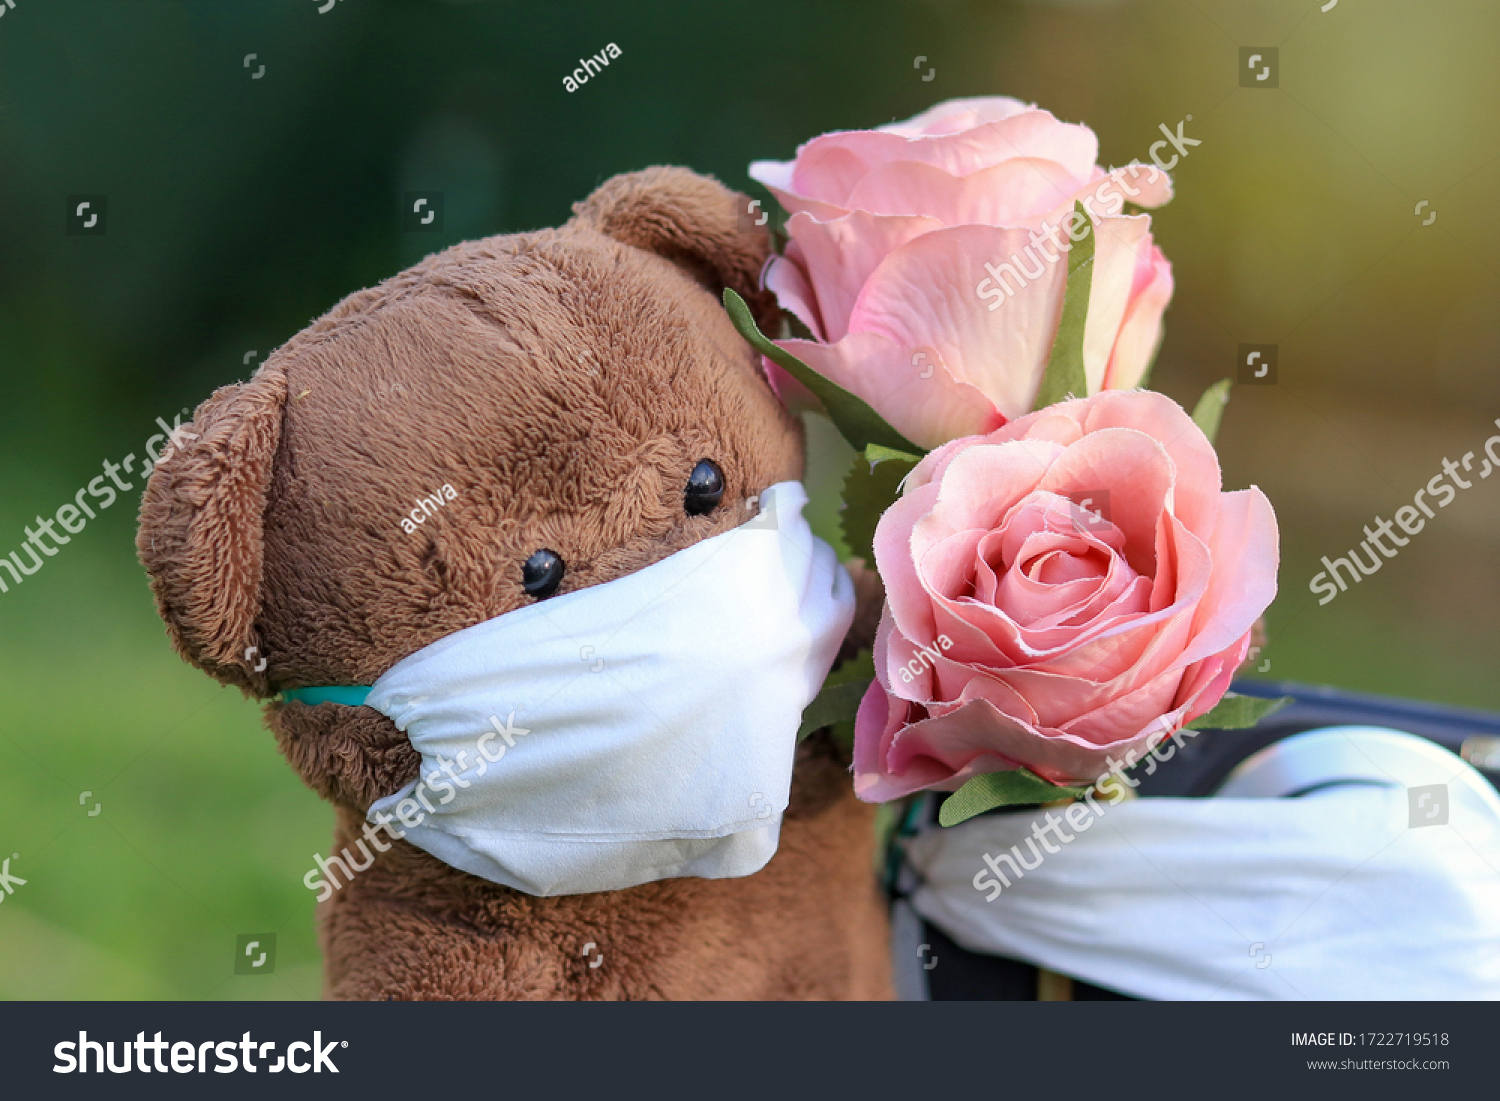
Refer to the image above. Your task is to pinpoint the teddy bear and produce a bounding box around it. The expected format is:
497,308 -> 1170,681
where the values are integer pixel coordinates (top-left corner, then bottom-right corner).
136,167 -> 894,1000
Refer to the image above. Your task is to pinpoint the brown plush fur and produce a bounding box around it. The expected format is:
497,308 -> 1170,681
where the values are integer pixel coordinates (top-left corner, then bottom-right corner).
137,167 -> 893,1000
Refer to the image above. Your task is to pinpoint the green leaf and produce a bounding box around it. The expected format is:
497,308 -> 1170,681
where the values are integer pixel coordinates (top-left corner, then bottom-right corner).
841,445 -> 919,563
796,681 -> 869,744
934,694 -> 1290,826
722,288 -> 923,456
939,769 -> 1087,827
1031,201 -> 1095,411
865,442 -> 922,466
1191,378 -> 1233,444
824,646 -> 875,688
797,648 -> 875,746
1186,692 -> 1292,731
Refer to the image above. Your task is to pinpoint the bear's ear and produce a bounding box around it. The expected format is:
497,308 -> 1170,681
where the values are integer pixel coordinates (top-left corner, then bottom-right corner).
572,166 -> 781,331
136,361 -> 287,698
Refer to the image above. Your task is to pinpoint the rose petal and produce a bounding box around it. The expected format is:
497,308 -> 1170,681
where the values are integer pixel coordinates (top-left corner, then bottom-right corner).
868,695 -> 1146,795
783,111 -> 1101,206
1067,163 -> 1175,213
916,440 -> 1062,546
915,527 -> 986,604
782,209 -> 946,342
1010,513 -> 1211,678
996,391 -> 1220,541
1177,633 -> 1251,723
844,157 -> 1084,225
1176,488 -> 1280,667
749,181 -> 852,224
1103,245 -> 1174,390
1035,427 -> 1175,574
872,479 -> 946,649
778,332 -> 1003,451
878,96 -> 1035,139
848,226 -> 1068,419
763,246 -> 826,341
1082,214 -> 1154,395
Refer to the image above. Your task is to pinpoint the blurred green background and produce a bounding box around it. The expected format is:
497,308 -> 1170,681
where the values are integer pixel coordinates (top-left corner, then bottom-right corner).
1,0 -> 1496,998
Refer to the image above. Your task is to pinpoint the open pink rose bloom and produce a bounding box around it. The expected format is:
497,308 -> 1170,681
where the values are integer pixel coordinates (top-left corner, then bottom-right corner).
853,390 -> 1279,801
751,96 -> 1175,450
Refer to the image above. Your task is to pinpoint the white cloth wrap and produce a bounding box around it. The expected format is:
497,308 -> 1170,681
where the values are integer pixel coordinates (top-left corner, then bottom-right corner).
906,727 -> 1500,999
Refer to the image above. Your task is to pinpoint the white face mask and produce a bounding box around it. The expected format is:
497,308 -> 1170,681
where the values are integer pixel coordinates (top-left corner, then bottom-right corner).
347,482 -> 853,897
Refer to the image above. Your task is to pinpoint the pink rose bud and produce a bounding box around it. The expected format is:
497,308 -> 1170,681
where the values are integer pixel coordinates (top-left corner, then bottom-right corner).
750,97 -> 1175,449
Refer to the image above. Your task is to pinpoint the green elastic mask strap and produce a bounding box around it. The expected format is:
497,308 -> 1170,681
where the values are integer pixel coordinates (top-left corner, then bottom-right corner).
281,686 -> 373,707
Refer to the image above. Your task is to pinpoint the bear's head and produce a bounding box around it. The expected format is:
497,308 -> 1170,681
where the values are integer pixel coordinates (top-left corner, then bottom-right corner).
137,167 -> 806,810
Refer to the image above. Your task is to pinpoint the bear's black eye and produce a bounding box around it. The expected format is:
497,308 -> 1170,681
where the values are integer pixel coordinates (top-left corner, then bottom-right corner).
685,459 -> 724,516
521,549 -> 565,599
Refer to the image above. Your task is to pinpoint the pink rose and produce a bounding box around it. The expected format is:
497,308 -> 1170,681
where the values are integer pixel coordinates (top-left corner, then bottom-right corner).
750,97 -> 1175,449
853,389 -> 1278,800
